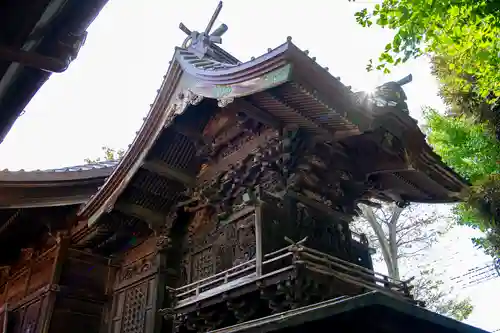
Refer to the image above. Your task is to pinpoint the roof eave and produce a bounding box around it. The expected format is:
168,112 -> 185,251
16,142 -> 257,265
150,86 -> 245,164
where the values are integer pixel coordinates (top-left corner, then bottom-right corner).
0,0 -> 110,144
207,292 -> 487,333
78,54 -> 185,224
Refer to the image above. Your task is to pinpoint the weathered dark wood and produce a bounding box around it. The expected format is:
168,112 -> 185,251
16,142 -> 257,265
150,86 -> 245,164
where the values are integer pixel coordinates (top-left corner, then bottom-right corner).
0,6 -> 473,333
234,99 -> 281,128
108,236 -> 162,333
114,202 -> 165,230
142,160 -> 195,186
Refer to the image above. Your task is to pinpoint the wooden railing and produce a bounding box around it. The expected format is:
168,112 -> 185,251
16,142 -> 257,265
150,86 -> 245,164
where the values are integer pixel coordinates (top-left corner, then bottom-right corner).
172,246 -> 295,303
170,238 -> 414,306
287,239 -> 413,302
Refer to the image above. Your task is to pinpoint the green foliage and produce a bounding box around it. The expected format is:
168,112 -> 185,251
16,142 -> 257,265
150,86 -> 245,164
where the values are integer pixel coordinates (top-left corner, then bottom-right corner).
423,108 -> 500,182
412,268 -> 474,321
84,146 -> 125,164
353,0 -> 500,98
424,108 -> 500,256
431,56 -> 500,132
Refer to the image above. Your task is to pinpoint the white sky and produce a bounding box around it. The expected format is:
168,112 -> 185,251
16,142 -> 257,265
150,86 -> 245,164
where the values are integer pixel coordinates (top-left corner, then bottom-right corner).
0,0 -> 497,330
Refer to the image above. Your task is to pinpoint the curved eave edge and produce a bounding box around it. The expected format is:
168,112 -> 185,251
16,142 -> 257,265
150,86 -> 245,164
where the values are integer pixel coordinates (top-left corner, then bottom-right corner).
0,194 -> 92,209
177,42 -> 368,132
0,167 -> 114,184
421,146 -> 470,190
175,42 -> 290,80
78,54 -> 185,225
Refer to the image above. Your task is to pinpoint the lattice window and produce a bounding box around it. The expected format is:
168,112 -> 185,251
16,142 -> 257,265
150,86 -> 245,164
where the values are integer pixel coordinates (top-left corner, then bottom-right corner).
121,285 -> 147,333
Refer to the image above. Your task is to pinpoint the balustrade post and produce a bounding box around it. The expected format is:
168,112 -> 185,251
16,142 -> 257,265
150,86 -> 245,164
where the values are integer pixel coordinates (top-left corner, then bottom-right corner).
255,204 -> 263,277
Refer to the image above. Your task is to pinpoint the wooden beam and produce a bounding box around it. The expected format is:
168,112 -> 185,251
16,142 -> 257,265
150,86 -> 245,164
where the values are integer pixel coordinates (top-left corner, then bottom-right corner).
114,202 -> 165,230
0,45 -> 69,73
332,128 -> 362,140
0,209 -> 21,236
142,160 -> 195,186
234,99 -> 281,128
170,122 -> 212,146
286,190 -> 352,221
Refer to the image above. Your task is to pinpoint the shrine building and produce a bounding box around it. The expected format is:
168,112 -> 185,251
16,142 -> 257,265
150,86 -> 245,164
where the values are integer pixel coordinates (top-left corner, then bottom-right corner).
0,2 -> 487,333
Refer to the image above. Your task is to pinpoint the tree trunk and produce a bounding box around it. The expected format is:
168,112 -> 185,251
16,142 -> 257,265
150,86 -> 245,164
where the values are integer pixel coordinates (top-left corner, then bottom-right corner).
388,205 -> 403,280
360,204 -> 403,280
360,205 -> 395,277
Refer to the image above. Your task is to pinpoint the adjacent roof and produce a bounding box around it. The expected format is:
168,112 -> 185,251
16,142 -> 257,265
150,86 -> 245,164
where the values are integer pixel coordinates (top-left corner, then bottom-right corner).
0,161 -> 116,209
0,160 -> 115,263
207,292 -> 487,333
0,0 -> 110,144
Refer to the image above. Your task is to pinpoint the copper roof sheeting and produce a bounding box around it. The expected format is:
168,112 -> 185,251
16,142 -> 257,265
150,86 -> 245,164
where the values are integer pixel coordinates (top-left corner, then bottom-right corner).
0,160 -> 117,182
0,160 -> 116,208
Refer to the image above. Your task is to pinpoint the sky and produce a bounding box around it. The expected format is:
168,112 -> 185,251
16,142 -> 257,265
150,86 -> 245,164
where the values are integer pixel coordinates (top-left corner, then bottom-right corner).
0,0 -> 497,330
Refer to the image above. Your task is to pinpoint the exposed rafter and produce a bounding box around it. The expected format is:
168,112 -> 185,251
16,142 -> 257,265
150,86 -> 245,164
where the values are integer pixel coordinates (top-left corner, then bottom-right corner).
114,202 -> 165,230
234,99 -> 281,128
141,160 -> 195,187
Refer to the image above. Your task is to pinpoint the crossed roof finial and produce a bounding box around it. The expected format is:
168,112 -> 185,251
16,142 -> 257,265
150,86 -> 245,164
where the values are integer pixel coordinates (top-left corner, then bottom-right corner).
179,1 -> 228,59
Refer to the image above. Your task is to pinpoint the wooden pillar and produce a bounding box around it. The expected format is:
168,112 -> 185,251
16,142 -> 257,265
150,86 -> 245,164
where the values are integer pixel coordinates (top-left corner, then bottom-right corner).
254,204 -> 263,277
42,234 -> 70,333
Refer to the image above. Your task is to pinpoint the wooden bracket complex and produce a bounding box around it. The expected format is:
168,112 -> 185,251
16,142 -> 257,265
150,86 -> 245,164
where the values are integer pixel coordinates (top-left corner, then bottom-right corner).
0,46 -> 70,73
0,31 -> 87,73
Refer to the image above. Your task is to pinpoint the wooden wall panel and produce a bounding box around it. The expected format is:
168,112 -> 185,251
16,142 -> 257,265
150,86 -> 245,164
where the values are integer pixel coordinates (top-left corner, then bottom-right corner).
0,246 -> 58,307
4,271 -> 28,305
26,254 -> 56,296
113,237 -> 157,292
48,248 -> 112,333
59,249 -> 110,297
108,236 -> 161,333
49,297 -> 104,333
109,278 -> 157,333
7,294 -> 50,333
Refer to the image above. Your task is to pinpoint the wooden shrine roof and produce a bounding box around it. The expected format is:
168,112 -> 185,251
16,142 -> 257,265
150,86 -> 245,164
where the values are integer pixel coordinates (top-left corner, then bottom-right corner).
70,37 -> 469,254
0,160 -> 116,209
206,292 -> 487,333
0,5 -> 470,258
0,160 -> 115,263
0,0 -> 110,144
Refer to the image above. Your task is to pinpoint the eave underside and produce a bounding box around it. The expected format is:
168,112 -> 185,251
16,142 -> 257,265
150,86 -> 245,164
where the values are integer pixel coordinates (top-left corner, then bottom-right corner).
208,292 -> 486,333
75,95 -> 464,255
73,41 -> 467,255
0,205 -> 76,264
0,0 -> 110,143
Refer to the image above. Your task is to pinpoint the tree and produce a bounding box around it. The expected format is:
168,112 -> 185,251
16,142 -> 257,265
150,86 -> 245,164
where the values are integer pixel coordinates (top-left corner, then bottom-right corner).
352,202 -> 474,320
84,146 -> 125,164
431,55 -> 500,136
411,269 -> 473,321
350,0 -> 500,257
352,203 -> 449,278
424,108 -> 500,257
351,0 -> 500,99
